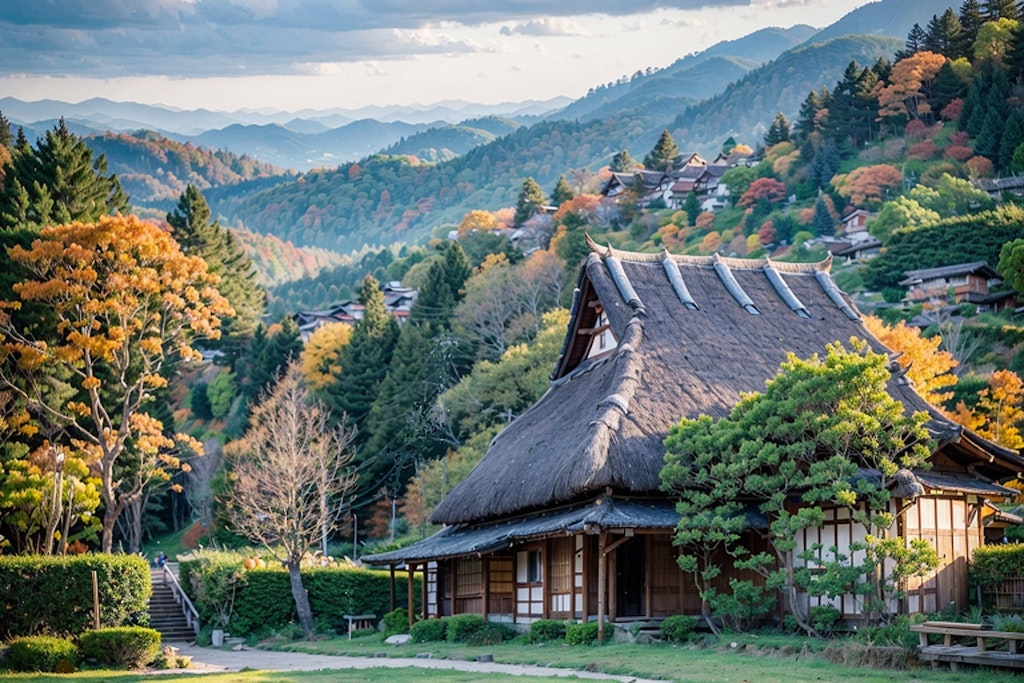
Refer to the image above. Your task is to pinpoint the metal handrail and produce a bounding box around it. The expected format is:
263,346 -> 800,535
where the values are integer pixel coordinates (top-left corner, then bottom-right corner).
162,563 -> 201,637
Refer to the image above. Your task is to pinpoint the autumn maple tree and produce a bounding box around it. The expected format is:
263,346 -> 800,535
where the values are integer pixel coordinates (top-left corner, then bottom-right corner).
876,51 -> 947,122
863,316 -> 958,410
0,215 -> 233,552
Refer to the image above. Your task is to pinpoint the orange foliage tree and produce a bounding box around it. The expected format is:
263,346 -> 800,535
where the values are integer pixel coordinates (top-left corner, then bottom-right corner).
0,215 -> 233,551
876,51 -> 946,122
863,316 -> 957,410
831,164 -> 904,210
738,178 -> 788,208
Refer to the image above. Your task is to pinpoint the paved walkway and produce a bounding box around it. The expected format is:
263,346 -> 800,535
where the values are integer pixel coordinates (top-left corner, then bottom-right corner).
155,643 -> 663,681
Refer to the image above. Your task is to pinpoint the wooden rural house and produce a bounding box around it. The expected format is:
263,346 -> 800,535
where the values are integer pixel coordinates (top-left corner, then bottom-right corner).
365,242 -> 1023,630
899,262 -> 1002,305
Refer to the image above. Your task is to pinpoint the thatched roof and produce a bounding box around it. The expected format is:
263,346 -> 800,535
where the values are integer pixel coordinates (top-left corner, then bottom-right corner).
429,242 -> 1024,526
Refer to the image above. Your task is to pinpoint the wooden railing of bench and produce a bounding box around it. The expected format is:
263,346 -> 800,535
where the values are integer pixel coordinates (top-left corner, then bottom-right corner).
910,621 -> 1024,671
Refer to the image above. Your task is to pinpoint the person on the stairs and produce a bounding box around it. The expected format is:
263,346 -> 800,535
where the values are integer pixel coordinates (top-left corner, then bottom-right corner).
157,551 -> 167,568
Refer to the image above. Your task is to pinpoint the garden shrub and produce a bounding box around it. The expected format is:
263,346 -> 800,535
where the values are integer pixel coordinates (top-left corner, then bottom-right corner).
464,622 -> 516,646
446,614 -> 486,643
78,626 -> 162,668
527,619 -> 567,643
659,615 -> 699,642
6,635 -> 78,672
809,605 -> 842,634
565,621 -> 601,645
411,618 -> 447,642
381,608 -> 410,636
0,555 -> 150,639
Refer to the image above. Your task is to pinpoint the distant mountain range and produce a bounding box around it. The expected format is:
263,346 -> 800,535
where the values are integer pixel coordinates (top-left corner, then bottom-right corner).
1,96 -> 570,171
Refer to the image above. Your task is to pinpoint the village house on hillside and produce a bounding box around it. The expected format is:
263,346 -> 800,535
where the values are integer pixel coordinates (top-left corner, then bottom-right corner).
292,282 -> 415,341
366,242 -> 1022,632
601,148 -> 753,213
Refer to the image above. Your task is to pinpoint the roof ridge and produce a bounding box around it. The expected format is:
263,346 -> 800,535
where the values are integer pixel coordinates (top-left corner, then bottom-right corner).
585,233 -> 833,272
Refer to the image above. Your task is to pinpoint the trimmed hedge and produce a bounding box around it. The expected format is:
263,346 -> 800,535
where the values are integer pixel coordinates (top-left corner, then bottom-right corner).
78,626 -> 162,668
0,554 -> 150,639
464,621 -> 516,645
6,635 -> 78,672
972,543 -> 1024,587
180,554 -> 421,636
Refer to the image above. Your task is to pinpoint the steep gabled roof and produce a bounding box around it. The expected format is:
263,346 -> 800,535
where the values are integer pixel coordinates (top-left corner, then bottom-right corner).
429,241 -> 1024,526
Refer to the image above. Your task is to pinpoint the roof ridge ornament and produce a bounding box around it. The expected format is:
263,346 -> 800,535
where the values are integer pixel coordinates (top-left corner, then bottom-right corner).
713,257 -> 760,315
662,249 -> 699,310
762,260 -> 810,318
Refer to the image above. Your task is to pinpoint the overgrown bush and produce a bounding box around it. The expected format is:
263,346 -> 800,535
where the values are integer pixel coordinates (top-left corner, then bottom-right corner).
660,615 -> 699,642
565,621 -> 602,645
527,619 -> 567,643
179,551 -> 246,629
78,626 -> 162,668
972,543 -> 1024,589
446,614 -> 486,643
381,608 -> 409,636
6,635 -> 78,672
411,618 -> 447,642
464,622 -> 517,646
0,555 -> 150,639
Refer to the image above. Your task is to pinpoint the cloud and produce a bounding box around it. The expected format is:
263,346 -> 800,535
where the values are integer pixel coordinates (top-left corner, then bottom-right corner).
500,18 -> 589,37
0,0 -> 764,78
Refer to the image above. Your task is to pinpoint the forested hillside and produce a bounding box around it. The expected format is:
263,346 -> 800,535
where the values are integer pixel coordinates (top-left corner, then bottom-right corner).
382,116 -> 521,163
85,130 -> 290,206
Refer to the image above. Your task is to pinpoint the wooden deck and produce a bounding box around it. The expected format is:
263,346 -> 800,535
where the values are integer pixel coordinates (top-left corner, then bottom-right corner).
911,621 -> 1024,671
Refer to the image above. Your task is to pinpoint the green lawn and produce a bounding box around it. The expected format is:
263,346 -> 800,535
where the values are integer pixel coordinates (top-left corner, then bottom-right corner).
262,633 -> 1023,683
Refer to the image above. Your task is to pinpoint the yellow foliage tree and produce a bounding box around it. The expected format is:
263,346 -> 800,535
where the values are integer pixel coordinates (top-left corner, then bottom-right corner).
952,369 -> 1024,450
863,316 -> 957,410
457,209 -> 498,238
299,321 -> 352,392
0,215 -> 233,551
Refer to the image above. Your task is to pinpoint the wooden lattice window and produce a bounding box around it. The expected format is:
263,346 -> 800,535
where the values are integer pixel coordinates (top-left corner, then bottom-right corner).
549,537 -> 574,594
457,558 -> 483,597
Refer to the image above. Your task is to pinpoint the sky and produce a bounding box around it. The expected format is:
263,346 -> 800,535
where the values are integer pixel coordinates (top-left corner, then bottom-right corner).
0,0 -> 876,113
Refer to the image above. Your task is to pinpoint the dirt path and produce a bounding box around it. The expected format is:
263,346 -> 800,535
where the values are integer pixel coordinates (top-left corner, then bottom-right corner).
154,643 -> 663,681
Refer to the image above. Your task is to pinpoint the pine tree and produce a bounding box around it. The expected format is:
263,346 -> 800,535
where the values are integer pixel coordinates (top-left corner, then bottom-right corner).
550,175 -> 573,207
999,113 -> 1024,171
763,112 -> 791,147
684,192 -> 702,227
242,318 -> 303,405
925,9 -> 966,59
794,88 -> 828,142
409,242 -> 472,328
931,60 -> 970,113
0,118 -> 128,231
361,322 -> 447,491
984,0 -> 1018,21
897,24 -> 928,59
1007,18 -> 1024,82
610,149 -> 636,173
513,177 -> 547,225
643,130 -> 681,171
325,276 -> 400,431
813,197 -> 835,236
167,185 -> 266,354
0,112 -> 11,150
959,0 -> 985,58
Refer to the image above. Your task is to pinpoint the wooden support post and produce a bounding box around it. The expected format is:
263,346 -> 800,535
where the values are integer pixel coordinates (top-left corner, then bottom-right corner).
542,539 -> 551,619
422,563 -> 428,621
407,564 -> 416,633
92,570 -> 100,629
644,535 -> 652,618
597,532 -> 607,643
483,557 -> 490,620
389,565 -> 397,612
